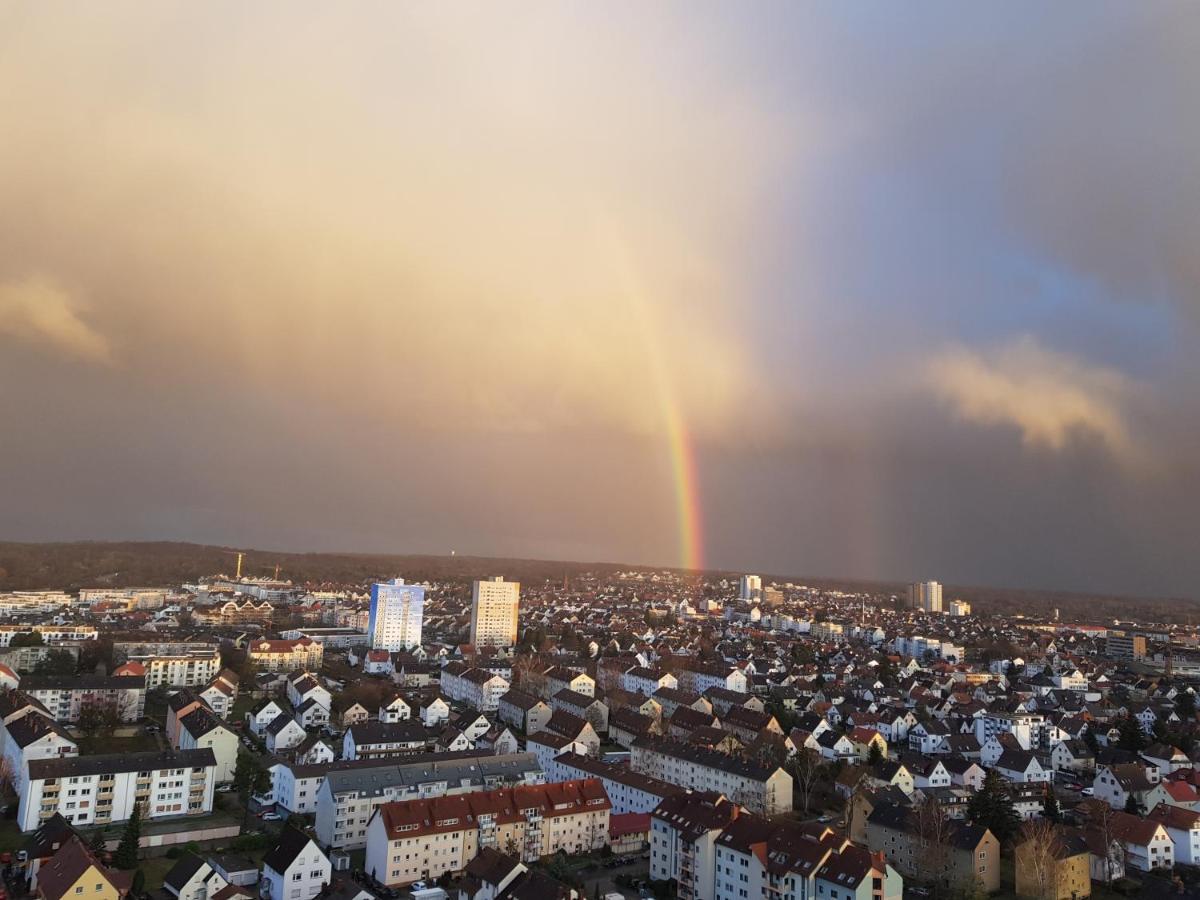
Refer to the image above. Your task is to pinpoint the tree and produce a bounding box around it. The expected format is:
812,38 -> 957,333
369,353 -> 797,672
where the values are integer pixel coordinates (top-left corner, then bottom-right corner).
114,802 -> 142,869
912,796 -> 954,889
9,631 -> 44,648
33,649 -> 76,676
130,870 -> 146,899
89,829 -> 108,856
1117,715 -> 1146,752
1041,785 -> 1061,823
786,749 -> 824,814
232,752 -> 271,827
1016,819 -> 1065,900
1124,793 -> 1142,815
966,770 -> 1021,844
1087,803 -> 1122,886
868,741 -> 884,767
1176,691 -> 1196,719
1082,727 -> 1099,756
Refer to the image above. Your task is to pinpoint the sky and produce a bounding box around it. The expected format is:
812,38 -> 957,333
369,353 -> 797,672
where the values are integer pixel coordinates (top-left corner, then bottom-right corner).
1,3 -> 1198,597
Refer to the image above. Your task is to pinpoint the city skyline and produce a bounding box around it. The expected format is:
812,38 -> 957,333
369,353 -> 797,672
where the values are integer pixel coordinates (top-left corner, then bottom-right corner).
2,4 -> 1198,597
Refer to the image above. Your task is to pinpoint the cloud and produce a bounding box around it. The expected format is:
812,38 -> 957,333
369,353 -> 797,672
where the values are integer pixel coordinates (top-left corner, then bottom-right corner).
0,277 -> 111,365
927,336 -> 1137,460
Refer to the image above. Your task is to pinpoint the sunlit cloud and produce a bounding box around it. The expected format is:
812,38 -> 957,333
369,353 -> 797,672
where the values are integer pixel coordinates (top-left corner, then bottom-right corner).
927,336 -> 1137,461
0,277 -> 111,365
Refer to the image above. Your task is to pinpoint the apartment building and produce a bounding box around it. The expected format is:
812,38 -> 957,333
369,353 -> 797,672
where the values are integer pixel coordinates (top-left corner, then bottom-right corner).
314,751 -> 543,851
247,638 -> 323,672
649,792 -> 741,900
21,675 -> 146,724
0,593 -> 75,616
364,779 -> 611,887
631,738 -> 792,816
367,580 -> 425,651
0,625 -> 98,646
547,752 -> 684,815
439,663 -> 509,713
112,643 -> 221,688
865,801 -> 999,894
469,577 -> 520,649
497,689 -> 552,735
713,813 -> 903,900
19,749 -> 217,831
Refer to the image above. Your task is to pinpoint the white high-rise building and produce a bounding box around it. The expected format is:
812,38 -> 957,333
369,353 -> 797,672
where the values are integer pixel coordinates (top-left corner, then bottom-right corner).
470,576 -> 519,648
368,579 -> 425,650
739,575 -> 762,601
907,580 -> 943,614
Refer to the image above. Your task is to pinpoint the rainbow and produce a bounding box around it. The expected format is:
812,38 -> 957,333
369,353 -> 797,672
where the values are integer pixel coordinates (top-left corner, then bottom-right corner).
662,397 -> 704,571
603,221 -> 704,572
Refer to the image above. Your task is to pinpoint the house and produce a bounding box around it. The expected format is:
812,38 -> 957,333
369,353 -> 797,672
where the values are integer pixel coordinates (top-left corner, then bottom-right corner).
994,749 -> 1051,784
265,715 -> 307,755
32,835 -> 129,900
905,757 -> 951,791
420,696 -> 451,728
286,674 -> 332,715
295,699 -> 330,731
163,853 -> 233,900
907,721 -> 950,755
247,699 -> 287,738
177,707 -> 238,784
848,726 -> 888,762
866,761 -> 915,796
294,736 -> 335,766
1149,802 -> 1200,866
816,731 -> 856,763
1050,739 -> 1095,773
537,711 -> 601,757
377,695 -> 411,723
339,703 -> 370,729
1142,744 -> 1191,774
261,828 -> 330,900
1094,763 -> 1169,812
930,759 -> 978,793
551,689 -> 608,735
1107,810 -> 1174,872
362,650 -> 393,676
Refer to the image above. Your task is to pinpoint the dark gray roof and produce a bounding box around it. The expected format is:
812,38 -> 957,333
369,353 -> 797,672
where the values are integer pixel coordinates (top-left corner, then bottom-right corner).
323,751 -> 539,797
28,748 -> 217,780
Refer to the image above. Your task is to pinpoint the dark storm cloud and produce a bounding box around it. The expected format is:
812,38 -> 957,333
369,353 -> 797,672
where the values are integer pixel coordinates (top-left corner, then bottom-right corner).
0,2 -> 1197,596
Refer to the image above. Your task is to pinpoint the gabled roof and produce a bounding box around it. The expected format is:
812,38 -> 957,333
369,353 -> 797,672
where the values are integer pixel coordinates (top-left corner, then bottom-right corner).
263,827 -> 321,875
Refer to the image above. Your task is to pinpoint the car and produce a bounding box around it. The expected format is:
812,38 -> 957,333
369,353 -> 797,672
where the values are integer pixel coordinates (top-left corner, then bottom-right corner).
817,815 -> 833,823
1081,787 -> 1094,796
411,882 -> 426,891
145,725 -> 160,734
261,812 -> 282,821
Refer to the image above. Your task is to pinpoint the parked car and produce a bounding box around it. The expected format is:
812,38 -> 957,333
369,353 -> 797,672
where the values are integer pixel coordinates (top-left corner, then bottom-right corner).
1081,787 -> 1094,796
261,812 -> 282,821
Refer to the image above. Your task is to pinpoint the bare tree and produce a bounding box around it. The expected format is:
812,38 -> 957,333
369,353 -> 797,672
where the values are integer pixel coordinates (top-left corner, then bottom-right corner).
912,796 -> 954,892
788,749 -> 823,814
1016,819 -> 1064,899
1087,803 -> 1123,886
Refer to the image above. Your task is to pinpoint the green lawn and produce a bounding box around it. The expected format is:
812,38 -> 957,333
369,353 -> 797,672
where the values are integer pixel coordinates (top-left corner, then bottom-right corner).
136,855 -> 179,892
0,817 -> 24,855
